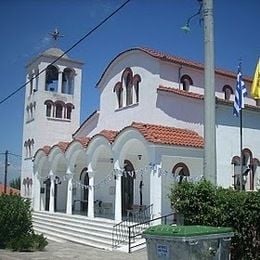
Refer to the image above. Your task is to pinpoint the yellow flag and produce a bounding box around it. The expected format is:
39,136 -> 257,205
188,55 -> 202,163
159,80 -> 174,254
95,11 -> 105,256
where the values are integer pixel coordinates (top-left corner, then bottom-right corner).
251,58 -> 260,99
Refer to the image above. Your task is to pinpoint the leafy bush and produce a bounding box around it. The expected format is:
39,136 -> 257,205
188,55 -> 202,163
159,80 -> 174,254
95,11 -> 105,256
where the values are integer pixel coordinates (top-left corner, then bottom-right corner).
0,194 -> 47,251
7,233 -> 48,252
169,180 -> 260,260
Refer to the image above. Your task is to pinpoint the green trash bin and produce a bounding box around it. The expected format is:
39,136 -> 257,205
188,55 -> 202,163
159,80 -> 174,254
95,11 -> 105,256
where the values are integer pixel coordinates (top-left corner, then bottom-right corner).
142,225 -> 234,260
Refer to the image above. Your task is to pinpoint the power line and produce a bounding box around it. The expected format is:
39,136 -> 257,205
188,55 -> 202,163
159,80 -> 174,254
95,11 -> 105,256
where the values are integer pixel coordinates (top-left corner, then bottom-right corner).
9,152 -> 22,159
0,152 -> 22,158
0,0 -> 131,106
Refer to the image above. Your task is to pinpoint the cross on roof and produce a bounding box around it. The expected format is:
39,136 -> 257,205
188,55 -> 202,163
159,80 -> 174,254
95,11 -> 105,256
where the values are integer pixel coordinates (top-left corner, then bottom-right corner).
49,28 -> 64,46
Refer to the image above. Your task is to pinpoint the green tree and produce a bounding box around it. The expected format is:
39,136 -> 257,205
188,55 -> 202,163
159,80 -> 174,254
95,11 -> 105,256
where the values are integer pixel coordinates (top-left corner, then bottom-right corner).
9,177 -> 21,190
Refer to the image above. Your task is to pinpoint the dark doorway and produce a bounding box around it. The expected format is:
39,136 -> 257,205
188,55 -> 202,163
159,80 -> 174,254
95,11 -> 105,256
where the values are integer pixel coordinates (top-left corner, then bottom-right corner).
121,160 -> 135,216
43,177 -> 57,211
44,178 -> 50,211
80,168 -> 89,212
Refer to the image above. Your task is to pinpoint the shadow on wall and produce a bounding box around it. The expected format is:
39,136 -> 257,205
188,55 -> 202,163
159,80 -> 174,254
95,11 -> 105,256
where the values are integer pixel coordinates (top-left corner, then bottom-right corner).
156,92 -> 203,125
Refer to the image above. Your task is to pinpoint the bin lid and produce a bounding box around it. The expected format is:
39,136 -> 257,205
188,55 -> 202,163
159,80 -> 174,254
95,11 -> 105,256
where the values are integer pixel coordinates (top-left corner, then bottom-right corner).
143,225 -> 233,237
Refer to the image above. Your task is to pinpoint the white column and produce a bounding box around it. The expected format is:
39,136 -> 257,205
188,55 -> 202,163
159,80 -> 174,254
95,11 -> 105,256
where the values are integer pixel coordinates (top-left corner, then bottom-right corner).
66,169 -> 73,215
150,164 -> 162,222
49,171 -> 55,212
58,70 -> 63,93
114,169 -> 122,222
33,172 -> 41,211
87,171 -> 95,218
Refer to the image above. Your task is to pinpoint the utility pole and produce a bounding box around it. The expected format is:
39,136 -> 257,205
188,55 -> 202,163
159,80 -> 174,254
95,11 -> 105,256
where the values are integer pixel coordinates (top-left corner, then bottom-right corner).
4,150 -> 8,193
203,0 -> 216,184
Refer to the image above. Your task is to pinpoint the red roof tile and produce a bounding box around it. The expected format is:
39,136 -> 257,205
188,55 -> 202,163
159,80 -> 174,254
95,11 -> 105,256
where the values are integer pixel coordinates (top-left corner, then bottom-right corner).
158,85 -> 260,112
96,47 -> 252,86
36,122 -> 203,158
131,122 -> 204,148
42,145 -> 51,154
95,130 -> 118,143
158,85 -> 204,100
73,136 -> 91,147
55,142 -> 70,153
140,47 -> 252,82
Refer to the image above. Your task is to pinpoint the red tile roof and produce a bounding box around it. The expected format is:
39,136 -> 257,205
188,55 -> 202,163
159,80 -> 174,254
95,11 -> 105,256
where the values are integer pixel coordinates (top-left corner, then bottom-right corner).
131,122 -> 204,148
158,85 -> 260,112
73,136 -> 91,147
97,130 -> 118,143
140,47 -> 252,82
96,47 -> 252,86
158,85 -> 204,100
0,184 -> 20,195
55,142 -> 70,153
42,145 -> 51,154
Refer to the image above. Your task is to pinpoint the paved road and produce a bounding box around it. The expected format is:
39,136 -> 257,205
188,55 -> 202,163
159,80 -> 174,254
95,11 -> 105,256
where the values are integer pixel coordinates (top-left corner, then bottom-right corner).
0,240 -> 147,260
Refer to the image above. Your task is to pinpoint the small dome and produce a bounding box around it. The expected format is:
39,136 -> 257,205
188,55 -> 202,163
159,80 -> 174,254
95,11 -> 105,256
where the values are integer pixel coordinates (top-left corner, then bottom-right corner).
42,48 -> 69,59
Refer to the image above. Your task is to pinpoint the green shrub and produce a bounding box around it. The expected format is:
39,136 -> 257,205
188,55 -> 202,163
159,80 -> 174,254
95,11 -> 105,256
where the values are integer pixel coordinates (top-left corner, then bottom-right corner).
7,233 -> 48,252
0,194 -> 47,251
169,180 -> 260,260
0,194 -> 33,248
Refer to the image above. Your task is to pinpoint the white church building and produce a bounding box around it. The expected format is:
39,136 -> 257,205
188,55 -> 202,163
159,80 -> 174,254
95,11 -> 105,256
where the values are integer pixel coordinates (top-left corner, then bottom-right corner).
21,46 -> 260,248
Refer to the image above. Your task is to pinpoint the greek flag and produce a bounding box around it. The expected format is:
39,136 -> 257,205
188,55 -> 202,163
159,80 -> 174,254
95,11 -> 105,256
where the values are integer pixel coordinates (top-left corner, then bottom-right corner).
233,64 -> 247,117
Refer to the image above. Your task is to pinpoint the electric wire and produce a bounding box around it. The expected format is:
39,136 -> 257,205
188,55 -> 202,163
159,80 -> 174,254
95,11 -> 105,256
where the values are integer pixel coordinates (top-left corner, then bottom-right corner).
0,0 -> 131,105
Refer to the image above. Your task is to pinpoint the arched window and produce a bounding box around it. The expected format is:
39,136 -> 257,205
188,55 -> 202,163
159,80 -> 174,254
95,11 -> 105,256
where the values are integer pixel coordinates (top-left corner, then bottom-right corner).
45,65 -> 59,92
24,141 -> 28,157
29,103 -> 33,119
180,75 -> 193,91
62,68 -> 75,94
26,106 -> 30,121
133,74 -> 141,103
80,168 -> 89,211
222,85 -> 233,100
29,74 -> 33,95
231,149 -> 253,191
113,82 -> 123,108
122,68 -> 133,106
55,102 -> 64,119
172,163 -> 190,184
44,100 -> 54,117
66,103 -> 74,119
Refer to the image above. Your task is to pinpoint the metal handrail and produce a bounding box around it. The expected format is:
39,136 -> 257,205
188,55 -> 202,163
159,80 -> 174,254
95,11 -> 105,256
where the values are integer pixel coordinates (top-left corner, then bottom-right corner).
112,204 -> 153,249
128,212 -> 176,253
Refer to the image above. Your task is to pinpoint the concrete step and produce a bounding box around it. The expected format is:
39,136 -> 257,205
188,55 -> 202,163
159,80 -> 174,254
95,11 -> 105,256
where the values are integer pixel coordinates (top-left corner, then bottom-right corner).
33,226 -> 112,250
32,215 -> 113,234
33,220 -> 112,241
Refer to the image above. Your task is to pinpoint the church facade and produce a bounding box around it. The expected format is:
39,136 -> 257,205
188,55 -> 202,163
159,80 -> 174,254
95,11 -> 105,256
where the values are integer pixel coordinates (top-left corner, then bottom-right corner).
22,47 -> 260,222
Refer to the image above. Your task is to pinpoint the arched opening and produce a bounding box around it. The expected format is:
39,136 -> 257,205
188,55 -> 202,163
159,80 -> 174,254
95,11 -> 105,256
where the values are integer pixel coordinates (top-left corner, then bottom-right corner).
133,74 -> 141,103
62,68 -> 74,94
172,162 -> 190,184
113,82 -> 123,108
122,68 -> 133,106
222,85 -> 233,100
180,74 -> 193,91
121,160 -> 135,216
55,103 -> 63,118
66,103 -> 74,120
80,168 -> 89,213
45,65 -> 59,92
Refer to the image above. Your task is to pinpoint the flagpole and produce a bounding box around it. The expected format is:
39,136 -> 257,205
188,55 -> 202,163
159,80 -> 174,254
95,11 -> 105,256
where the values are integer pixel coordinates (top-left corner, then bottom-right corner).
239,108 -> 243,191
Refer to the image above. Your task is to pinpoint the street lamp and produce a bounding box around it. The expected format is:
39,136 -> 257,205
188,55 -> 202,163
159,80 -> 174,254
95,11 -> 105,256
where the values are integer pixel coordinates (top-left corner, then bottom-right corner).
181,1 -> 203,33
182,0 -> 216,185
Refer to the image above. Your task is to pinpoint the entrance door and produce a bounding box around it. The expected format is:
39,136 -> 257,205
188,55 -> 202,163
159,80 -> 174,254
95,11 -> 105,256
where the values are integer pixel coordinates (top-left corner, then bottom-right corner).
80,168 -> 89,212
43,178 -> 57,211
44,178 -> 50,211
121,160 -> 135,216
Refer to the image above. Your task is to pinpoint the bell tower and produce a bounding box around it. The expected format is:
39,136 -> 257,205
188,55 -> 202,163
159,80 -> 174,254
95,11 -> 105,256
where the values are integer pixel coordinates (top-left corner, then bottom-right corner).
21,30 -> 83,197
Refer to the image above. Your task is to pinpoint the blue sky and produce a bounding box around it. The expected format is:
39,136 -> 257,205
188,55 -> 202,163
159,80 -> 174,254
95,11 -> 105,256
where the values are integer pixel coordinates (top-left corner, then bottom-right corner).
0,0 -> 259,182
